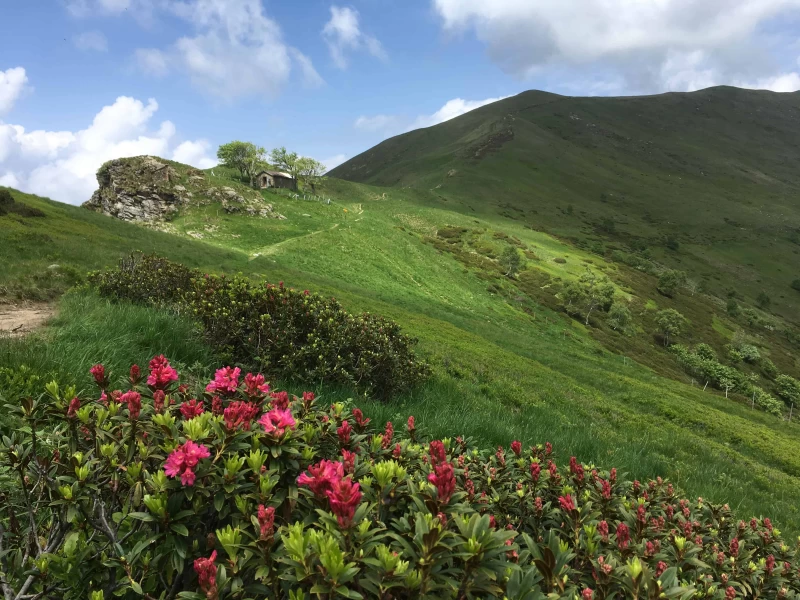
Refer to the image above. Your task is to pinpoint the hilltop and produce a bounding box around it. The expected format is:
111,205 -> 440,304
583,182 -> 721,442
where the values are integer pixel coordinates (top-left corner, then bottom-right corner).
2,86 -> 800,534
331,86 -> 800,321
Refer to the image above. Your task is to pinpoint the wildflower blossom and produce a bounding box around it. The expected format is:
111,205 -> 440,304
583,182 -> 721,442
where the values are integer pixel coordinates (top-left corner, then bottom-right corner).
270,391 -> 289,410
243,372 -> 270,397
297,459 -> 344,497
582,590 -> 594,600
120,391 -> 142,420
129,364 -> 141,385
601,479 -> 612,500
259,408 -> 296,438
598,520 -> 609,542
164,440 -> 211,487
407,415 -> 415,433
211,396 -> 223,416
530,462 -> 541,483
511,440 -> 522,456
223,401 -> 259,431
559,494 -> 576,512
90,364 -> 107,388
180,399 -> 205,420
153,390 -> 165,414
656,561 -> 668,577
428,461 -> 456,504
381,421 -> 394,449
337,420 -> 352,445
352,408 -> 370,429
730,537 -> 739,557
205,366 -> 240,396
393,443 -> 402,458
147,355 -> 179,390
193,550 -> 218,599
326,476 -> 362,528
341,449 -> 356,474
616,523 -> 630,549
429,440 -> 446,466
257,505 -> 275,540
66,397 -> 80,418
725,587 -> 736,600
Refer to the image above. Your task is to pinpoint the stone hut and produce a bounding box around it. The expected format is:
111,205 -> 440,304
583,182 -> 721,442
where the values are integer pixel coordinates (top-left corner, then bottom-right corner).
256,170 -> 297,191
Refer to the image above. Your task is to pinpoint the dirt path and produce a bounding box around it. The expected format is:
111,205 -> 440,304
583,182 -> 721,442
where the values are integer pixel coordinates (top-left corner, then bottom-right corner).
250,223 -> 340,259
0,304 -> 56,337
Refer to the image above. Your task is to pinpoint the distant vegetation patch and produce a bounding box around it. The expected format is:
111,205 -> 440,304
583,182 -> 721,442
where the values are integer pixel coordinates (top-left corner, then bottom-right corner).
0,188 -> 45,218
89,254 -> 429,399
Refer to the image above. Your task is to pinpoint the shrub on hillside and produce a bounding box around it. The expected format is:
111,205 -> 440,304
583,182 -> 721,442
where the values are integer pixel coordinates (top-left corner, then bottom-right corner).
776,374 -> 800,406
0,188 -> 45,218
2,358 -> 799,599
89,255 -> 429,399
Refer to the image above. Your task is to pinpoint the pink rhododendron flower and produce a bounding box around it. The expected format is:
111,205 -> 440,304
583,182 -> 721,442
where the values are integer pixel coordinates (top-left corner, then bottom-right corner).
119,391 -> 142,420
99,391 -> 108,406
428,461 -> 456,504
147,355 -> 179,390
393,443 -> 402,458
90,364 -> 106,388
129,364 -> 141,385
655,561 -> 668,577
205,366 -> 241,396
66,397 -> 80,418
259,408 -> 296,438
211,396 -> 223,415
244,372 -> 270,397
337,420 -> 352,445
326,476 -> 362,528
297,459 -> 344,497
302,391 -> 315,409
616,523 -> 630,549
223,401 -> 260,430
164,440 -> 210,487
341,449 -> 356,474
582,590 -> 594,600
153,390 -> 165,414
559,494 -> 576,512
407,416 -> 415,432
193,550 -> 218,599
270,390 -> 289,410
725,587 -> 736,600
511,440 -> 522,456
381,421 -> 394,449
352,408 -> 370,429
429,440 -> 446,466
180,399 -> 205,420
257,504 -> 275,540
530,462 -> 541,483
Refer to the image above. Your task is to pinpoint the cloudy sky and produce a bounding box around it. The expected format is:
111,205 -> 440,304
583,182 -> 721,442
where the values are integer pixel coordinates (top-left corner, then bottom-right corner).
2,0 -> 800,205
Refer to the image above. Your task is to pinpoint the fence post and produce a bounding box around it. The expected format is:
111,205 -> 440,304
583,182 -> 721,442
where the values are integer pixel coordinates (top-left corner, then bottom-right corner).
790,403 -> 794,422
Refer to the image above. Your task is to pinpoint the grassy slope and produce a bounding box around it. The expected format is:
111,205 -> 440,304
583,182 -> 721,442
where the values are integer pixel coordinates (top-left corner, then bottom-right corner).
330,86 -> 800,323
3,88 -> 800,532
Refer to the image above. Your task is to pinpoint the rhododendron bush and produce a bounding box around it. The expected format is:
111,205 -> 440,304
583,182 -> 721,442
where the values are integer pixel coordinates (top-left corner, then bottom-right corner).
88,254 -> 429,399
2,359 -> 800,599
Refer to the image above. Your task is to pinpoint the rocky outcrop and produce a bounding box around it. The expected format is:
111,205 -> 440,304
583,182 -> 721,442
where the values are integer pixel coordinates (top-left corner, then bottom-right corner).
82,156 -> 285,223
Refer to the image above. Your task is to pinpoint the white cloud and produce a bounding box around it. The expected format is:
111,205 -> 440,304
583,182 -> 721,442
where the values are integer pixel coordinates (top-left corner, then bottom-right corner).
355,95 -> 509,139
323,6 -> 386,69
66,0 -> 153,20
129,0 -> 322,100
0,95 -> 215,205
0,171 -> 20,188
0,67 -> 28,115
320,153 -> 347,172
73,31 -> 109,52
410,96 -> 509,129
354,114 -> 400,133
432,0 -> 800,93
134,48 -> 170,77
737,72 -> 800,92
172,139 -> 217,169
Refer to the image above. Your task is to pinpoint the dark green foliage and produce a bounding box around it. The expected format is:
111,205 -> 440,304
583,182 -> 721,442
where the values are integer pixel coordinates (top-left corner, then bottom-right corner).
792,279 -> 800,292
500,245 -> 522,277
0,188 -> 45,218
89,255 -> 429,399
654,308 -> 688,346
757,291 -> 772,310
726,298 -> 740,317
663,234 -> 680,252
656,269 -> 686,298
606,302 -> 632,333
776,374 -> 800,406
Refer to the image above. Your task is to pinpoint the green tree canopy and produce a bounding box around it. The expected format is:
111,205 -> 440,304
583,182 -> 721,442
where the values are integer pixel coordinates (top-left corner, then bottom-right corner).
655,308 -> 689,346
217,141 -> 266,185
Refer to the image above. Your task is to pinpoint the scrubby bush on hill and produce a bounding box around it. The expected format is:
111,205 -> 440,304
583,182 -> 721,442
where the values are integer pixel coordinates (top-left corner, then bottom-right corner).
88,255 -> 429,399
2,358 -> 800,599
0,188 -> 45,218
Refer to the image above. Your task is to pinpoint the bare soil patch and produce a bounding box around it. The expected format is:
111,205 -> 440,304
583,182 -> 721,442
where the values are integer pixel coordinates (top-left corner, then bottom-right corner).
0,303 -> 55,336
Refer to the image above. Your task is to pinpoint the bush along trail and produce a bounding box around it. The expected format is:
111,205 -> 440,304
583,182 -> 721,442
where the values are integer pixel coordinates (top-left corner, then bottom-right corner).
1,357 -> 799,599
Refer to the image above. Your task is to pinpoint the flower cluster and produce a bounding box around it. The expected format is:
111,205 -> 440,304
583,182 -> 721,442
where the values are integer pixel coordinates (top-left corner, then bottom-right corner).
3,357 -> 799,600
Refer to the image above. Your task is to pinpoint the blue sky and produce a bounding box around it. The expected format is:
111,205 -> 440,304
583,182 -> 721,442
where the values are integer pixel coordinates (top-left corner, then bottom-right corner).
2,0 -> 800,204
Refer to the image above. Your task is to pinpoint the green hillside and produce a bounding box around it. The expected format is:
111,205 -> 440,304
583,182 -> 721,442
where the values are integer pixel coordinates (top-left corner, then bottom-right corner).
331,87 -> 800,323
4,113 -> 800,536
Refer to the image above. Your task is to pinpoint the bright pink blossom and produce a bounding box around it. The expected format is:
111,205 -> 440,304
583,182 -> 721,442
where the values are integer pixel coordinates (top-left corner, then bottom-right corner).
120,391 -> 142,420
193,550 -> 218,599
429,440 -> 446,466
180,399 -> 205,420
205,366 -> 241,396
270,390 -> 290,410
341,449 -> 356,474
337,420 -> 353,445
511,440 -> 522,456
66,397 -> 80,418
297,459 -> 345,497
244,372 -> 270,397
164,440 -> 210,487
428,461 -> 456,505
147,355 -> 179,390
257,504 -> 275,540
223,401 -> 260,430
326,476 -> 362,528
259,408 -> 296,438
582,590 -> 594,600
90,364 -> 107,388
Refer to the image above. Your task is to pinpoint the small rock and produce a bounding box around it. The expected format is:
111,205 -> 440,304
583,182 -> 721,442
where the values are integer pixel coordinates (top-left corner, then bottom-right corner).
47,264 -> 60,270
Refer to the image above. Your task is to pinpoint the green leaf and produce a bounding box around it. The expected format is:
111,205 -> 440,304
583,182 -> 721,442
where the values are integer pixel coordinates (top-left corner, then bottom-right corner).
128,512 -> 155,522
170,524 -> 189,536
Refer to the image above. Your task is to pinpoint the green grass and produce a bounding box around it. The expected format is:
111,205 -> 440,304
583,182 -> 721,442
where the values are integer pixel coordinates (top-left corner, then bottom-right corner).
3,87 -> 800,533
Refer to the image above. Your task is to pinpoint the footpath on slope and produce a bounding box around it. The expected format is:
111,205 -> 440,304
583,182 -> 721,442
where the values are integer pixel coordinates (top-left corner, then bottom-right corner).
0,304 -> 55,336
